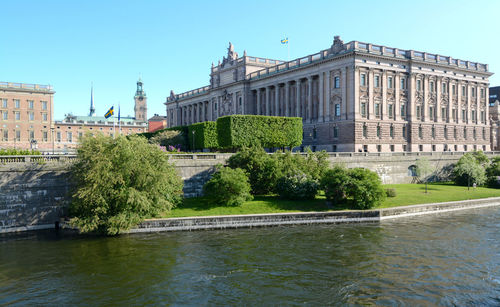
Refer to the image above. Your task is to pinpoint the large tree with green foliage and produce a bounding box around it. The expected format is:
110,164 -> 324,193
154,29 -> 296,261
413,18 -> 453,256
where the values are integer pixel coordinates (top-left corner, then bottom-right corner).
453,152 -> 487,189
415,157 -> 434,193
70,134 -> 183,235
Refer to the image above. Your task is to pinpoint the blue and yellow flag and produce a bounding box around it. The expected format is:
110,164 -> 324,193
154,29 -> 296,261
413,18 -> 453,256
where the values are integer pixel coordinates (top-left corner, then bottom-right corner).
104,106 -> 114,119
281,37 -> 288,44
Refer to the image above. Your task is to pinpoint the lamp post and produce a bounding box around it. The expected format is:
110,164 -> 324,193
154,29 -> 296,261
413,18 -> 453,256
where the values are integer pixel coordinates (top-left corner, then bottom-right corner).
192,130 -> 195,152
50,127 -> 55,155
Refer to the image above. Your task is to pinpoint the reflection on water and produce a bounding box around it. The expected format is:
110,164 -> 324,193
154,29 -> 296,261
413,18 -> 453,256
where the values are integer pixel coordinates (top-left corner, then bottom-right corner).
1,207 -> 500,305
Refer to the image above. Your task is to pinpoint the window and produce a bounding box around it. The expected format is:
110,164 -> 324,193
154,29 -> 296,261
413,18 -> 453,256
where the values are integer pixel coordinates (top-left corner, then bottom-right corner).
473,128 -> 477,139
416,105 -> 422,120
238,97 -> 242,106
376,126 -> 381,138
402,126 -> 407,138
390,125 -> 394,138
312,128 -> 317,140
2,99 -> 7,108
429,106 -> 434,120
14,99 -> 20,109
361,102 -> 367,117
462,109 -> 466,122
29,112 -> 34,121
390,145 -> 395,152
430,81 -> 435,92
42,113 -> 48,121
78,132 -> 83,139
442,83 -> 447,94
483,128 -> 486,140
481,88 -> 485,98
15,130 -> 20,142
15,112 -> 20,120
377,145 -> 382,152
452,84 -> 456,95
454,127 -> 457,139
360,74 -> 366,86
334,76 -> 340,88
419,126 -> 423,138
42,101 -> 47,110
462,86 -> 466,96
400,103 -> 406,118
454,144 -> 458,151
375,103 -> 380,117
363,125 -> 367,138
464,145 -> 468,151
56,131 -> 61,142
472,87 -> 476,97
2,130 -> 7,141
67,132 -> 73,143
419,145 -> 423,152
403,144 -> 407,151
463,127 -> 467,139
452,109 -> 457,122
388,104 -> 393,118
432,145 -> 436,152
28,100 -> 34,109
42,131 -> 48,142
441,107 -> 446,121
335,104 -> 341,117
444,126 -> 448,139
471,110 -> 476,123
29,130 -> 34,140
2,111 -> 7,120
333,126 -> 338,138
417,80 -> 422,91
400,78 -> 405,90
388,76 -> 393,89
375,75 -> 380,88
431,126 -> 435,139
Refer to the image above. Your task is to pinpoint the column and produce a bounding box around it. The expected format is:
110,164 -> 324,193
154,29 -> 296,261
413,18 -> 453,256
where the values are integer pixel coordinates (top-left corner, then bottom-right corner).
368,70 -> 374,119
265,87 -> 270,116
285,82 -> 290,116
325,71 -> 331,121
208,99 -> 213,121
201,101 -> 205,122
318,72 -> 324,122
296,79 -> 301,118
394,73 -> 400,121
466,83 -> 472,124
381,70 -> 387,120
275,84 -> 280,116
256,89 -> 261,115
457,81 -> 462,123
436,78 -> 441,122
307,77 -> 313,123
341,67 -> 347,120
409,75 -> 416,121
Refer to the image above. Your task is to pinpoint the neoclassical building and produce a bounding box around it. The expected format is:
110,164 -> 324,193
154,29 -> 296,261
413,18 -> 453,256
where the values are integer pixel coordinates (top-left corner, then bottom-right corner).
165,36 -> 493,152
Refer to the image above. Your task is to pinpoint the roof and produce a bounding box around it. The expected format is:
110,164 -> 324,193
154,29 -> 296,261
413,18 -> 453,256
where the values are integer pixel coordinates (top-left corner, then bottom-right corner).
148,115 -> 167,121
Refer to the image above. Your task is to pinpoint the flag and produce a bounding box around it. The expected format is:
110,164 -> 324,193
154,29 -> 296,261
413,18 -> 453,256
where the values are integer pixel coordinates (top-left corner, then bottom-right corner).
118,104 -> 121,122
104,106 -> 114,119
281,37 -> 288,44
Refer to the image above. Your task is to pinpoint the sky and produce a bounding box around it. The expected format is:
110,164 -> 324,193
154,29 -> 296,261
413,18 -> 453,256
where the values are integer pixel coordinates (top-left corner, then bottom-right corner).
1,0 -> 499,120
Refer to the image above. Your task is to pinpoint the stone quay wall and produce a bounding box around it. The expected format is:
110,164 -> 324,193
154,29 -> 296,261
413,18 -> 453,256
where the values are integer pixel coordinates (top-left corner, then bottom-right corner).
1,151 -> 500,233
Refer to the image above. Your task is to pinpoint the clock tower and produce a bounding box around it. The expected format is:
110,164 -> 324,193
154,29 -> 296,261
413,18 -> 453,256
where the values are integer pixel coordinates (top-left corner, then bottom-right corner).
134,78 -> 147,122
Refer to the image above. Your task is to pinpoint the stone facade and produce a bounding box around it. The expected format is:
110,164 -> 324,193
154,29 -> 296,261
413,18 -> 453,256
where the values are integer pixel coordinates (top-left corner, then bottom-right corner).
0,82 -> 55,150
165,36 -> 493,152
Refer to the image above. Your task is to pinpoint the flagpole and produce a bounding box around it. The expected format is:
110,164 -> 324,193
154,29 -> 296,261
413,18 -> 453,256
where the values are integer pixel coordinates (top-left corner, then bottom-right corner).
113,104 -> 116,139
118,103 -> 121,135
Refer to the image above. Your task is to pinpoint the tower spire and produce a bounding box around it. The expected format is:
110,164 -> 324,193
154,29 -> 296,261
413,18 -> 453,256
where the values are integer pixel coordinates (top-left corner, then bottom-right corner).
89,82 -> 95,117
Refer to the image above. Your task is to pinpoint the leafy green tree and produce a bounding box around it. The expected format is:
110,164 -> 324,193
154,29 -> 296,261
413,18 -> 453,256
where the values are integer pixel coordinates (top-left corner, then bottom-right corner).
453,153 -> 487,189
346,168 -> 386,209
275,172 -> 319,200
320,166 -> 350,205
486,156 -> 500,188
203,166 -> 253,206
70,134 -> 183,235
415,157 -> 434,193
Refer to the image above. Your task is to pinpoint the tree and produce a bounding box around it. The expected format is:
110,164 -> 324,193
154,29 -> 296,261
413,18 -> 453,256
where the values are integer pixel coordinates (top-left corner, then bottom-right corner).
453,153 -> 487,190
415,157 -> 434,193
70,134 -> 184,235
203,166 -> 253,206
149,129 -> 187,150
346,168 -> 386,209
320,166 -> 350,205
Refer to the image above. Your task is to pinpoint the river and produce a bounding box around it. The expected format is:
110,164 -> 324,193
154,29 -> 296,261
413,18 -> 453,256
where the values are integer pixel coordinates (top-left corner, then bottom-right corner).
1,207 -> 500,305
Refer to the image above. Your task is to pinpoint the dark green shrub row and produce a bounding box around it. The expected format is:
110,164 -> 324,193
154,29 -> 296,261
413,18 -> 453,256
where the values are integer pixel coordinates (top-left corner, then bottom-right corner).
320,166 -> 386,209
188,121 -> 218,150
0,149 -> 41,155
217,115 -> 302,149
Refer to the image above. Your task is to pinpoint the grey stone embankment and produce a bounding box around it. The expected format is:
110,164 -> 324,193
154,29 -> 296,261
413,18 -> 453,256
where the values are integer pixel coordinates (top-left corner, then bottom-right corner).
130,197 -> 500,233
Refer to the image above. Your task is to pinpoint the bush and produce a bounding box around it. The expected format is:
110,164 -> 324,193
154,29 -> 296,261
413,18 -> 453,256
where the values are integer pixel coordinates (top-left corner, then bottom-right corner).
453,153 -> 487,187
274,149 -> 329,181
0,149 -> 41,155
188,121 -> 218,150
227,146 -> 280,195
320,166 -> 350,205
275,172 -> 319,200
149,129 -> 187,150
217,115 -> 302,149
486,156 -> 500,188
203,166 -> 253,206
139,126 -> 189,150
347,168 -> 386,209
69,134 -> 183,235
385,188 -> 397,197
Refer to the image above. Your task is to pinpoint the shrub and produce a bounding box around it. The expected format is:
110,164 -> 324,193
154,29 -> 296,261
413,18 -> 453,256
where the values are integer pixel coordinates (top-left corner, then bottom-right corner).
320,166 -> 350,205
188,121 -> 218,150
149,129 -> 187,150
275,172 -> 319,200
139,126 -> 189,150
0,149 -> 41,155
227,146 -> 280,195
69,134 -> 183,235
385,188 -> 397,197
217,115 -> 302,149
453,153 -> 487,188
203,166 -> 253,206
346,168 -> 386,210
486,156 -> 500,188
273,149 -> 329,181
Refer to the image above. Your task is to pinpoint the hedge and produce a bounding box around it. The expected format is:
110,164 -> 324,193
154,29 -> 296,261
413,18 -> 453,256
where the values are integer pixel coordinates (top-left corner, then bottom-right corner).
216,115 -> 303,149
188,121 -> 218,150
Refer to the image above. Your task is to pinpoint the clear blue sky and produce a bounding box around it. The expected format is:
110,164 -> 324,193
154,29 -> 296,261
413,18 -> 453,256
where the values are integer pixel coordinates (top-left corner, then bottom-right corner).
1,0 -> 499,120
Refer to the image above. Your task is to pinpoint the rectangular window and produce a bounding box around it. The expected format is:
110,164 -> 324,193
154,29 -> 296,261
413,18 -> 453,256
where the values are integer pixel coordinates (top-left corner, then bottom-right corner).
400,78 -> 405,90
432,127 -> 435,139
472,87 -> 476,97
454,127 -> 457,139
416,106 -> 421,120
419,126 -> 423,138
15,111 -> 20,120
363,125 -> 367,138
388,104 -> 393,119
417,80 -> 422,91
360,74 -> 366,86
375,75 -> 380,88
481,88 -> 485,98
333,126 -> 338,138
42,113 -> 48,121
483,128 -> 486,140
334,76 -> 340,88
29,112 -> 34,121
78,132 -> 83,139
2,130 -> 8,141
29,130 -> 34,140
377,145 -> 382,152
429,106 -> 434,120
390,145 -> 395,152
390,126 -> 394,138
2,99 -> 7,108
462,109 -> 466,123
462,86 -> 466,96
400,103 -> 406,118
335,104 -> 341,117
441,107 -> 446,121
56,131 -> 61,142
375,103 -> 380,117
444,127 -> 448,139
42,131 -> 48,142
28,100 -> 34,109
2,111 -> 7,120
473,129 -> 477,139
452,84 -> 456,95
388,76 -> 393,89
481,110 -> 485,123
15,130 -> 20,142
402,126 -> 407,138
376,126 -> 381,137
442,83 -> 447,94
14,99 -> 20,109
452,109 -> 457,122
464,127 -> 467,139
430,81 -> 435,92
361,102 -> 367,117
471,110 -> 476,123
42,101 -> 47,110
67,132 -> 73,143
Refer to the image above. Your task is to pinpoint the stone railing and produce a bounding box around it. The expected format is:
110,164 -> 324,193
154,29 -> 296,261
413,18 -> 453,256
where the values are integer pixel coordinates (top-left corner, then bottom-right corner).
0,81 -> 53,91
0,155 -> 77,164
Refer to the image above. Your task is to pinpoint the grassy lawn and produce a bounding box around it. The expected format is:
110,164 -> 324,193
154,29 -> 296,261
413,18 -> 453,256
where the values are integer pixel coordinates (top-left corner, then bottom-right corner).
162,183 -> 500,218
